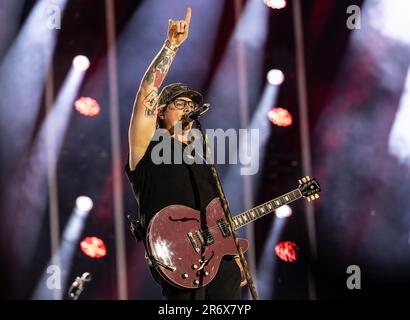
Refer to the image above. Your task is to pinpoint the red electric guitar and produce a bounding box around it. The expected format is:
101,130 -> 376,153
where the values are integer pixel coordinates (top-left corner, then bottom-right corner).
146,176 -> 321,289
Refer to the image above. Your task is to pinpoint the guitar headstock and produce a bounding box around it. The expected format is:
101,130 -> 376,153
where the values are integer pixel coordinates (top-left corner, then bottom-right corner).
298,176 -> 321,202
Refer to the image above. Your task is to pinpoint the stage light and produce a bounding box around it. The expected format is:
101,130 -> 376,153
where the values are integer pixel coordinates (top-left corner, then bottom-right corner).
74,97 -> 101,116
76,196 -> 93,212
264,0 -> 286,10
268,107 -> 293,127
275,241 -> 299,262
255,217 -> 286,299
72,55 -> 90,71
267,69 -> 284,85
275,204 -> 293,218
80,237 -> 107,258
389,67 -> 410,167
33,195 -> 92,299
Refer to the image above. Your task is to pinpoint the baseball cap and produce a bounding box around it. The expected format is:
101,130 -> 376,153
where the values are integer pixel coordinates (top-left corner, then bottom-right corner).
158,83 -> 203,107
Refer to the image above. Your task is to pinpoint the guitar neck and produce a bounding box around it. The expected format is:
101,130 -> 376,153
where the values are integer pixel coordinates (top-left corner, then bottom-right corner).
232,188 -> 303,231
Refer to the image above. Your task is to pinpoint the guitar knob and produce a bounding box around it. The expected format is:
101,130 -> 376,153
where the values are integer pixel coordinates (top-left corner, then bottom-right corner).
196,270 -> 209,277
192,264 -> 198,270
193,280 -> 200,286
181,273 -> 188,279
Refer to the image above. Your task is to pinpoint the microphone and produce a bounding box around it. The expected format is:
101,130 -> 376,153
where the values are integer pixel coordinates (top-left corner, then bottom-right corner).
182,103 -> 210,123
68,272 -> 92,300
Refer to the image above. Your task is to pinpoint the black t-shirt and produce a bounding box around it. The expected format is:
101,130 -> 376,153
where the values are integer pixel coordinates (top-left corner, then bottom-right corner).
125,132 -> 219,231
125,132 -> 242,298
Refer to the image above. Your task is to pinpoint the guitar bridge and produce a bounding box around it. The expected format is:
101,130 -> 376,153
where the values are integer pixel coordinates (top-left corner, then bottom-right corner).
187,232 -> 200,252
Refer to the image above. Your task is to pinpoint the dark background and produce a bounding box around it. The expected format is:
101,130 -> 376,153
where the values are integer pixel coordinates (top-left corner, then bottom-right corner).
1,0 -> 409,300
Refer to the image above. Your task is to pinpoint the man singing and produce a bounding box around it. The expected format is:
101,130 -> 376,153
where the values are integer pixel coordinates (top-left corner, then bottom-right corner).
125,8 -> 245,300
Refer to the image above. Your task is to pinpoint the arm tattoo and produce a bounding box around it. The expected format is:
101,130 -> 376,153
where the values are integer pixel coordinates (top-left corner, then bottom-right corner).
145,45 -> 176,87
142,44 -> 177,117
143,90 -> 158,117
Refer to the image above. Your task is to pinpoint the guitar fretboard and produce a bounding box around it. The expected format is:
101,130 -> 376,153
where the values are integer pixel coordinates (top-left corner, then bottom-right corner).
232,188 -> 302,230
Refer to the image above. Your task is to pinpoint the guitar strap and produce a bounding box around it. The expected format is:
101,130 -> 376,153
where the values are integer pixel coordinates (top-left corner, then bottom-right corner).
194,119 -> 259,300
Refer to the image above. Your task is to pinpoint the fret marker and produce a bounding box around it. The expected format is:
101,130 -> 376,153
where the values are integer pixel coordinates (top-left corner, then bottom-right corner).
260,207 -> 265,213
250,211 -> 255,218
267,204 -> 272,210
243,215 -> 248,222
238,217 -> 243,223
234,219 -> 238,226
275,200 -> 280,205
285,196 -> 289,201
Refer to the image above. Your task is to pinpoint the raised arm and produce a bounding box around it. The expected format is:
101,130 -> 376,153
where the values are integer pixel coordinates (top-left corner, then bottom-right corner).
128,8 -> 192,170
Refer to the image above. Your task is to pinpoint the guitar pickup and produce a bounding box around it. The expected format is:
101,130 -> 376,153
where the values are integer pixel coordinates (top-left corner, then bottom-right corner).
217,219 -> 231,238
187,232 -> 200,252
199,229 -> 214,246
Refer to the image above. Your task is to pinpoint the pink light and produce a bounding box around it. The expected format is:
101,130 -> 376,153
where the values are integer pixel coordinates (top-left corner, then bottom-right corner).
74,97 -> 101,116
268,107 -> 293,127
264,0 -> 287,10
275,241 -> 299,262
80,237 -> 107,258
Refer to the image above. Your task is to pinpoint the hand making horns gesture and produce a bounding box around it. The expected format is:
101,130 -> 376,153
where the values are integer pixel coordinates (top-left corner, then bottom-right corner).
167,7 -> 191,48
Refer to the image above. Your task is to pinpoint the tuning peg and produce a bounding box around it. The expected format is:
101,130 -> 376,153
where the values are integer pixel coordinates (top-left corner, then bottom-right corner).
301,177 -> 307,183
298,179 -> 302,184
314,194 -> 320,199
307,197 -> 311,202
306,176 -> 311,181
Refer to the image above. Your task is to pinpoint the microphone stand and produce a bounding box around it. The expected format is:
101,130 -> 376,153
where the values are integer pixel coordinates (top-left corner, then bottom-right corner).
194,119 -> 259,300
68,272 -> 92,300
